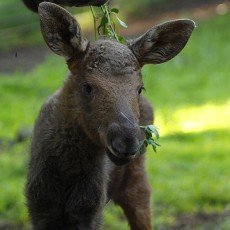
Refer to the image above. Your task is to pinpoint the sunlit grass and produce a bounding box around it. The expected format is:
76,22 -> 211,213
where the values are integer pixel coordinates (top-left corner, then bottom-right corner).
157,101 -> 230,135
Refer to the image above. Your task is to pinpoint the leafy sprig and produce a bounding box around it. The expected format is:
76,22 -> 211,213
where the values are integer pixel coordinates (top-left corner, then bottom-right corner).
120,112 -> 161,154
140,125 -> 160,154
90,3 -> 127,44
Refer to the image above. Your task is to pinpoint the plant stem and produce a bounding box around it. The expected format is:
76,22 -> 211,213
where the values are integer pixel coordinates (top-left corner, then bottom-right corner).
90,6 -> 97,40
105,4 -> 119,41
101,4 -> 119,42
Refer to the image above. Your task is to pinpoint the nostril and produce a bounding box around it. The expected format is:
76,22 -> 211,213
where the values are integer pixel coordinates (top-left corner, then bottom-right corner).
111,138 -> 138,157
111,138 -> 126,156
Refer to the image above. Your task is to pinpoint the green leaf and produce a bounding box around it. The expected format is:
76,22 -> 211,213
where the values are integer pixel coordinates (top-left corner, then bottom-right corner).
144,129 -> 152,139
91,3 -> 128,44
140,124 -> 160,154
113,14 -> 128,28
146,125 -> 159,139
111,8 -> 119,14
100,15 -> 108,27
146,139 -> 151,145
118,35 -> 127,45
149,139 -> 157,147
97,15 -> 109,35
106,28 -> 114,38
152,145 -> 157,153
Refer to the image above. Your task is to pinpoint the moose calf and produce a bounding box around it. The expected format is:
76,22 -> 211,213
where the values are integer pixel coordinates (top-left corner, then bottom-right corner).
26,2 -> 195,229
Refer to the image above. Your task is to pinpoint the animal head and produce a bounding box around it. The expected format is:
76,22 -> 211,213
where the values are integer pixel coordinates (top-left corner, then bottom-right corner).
38,2 -> 195,165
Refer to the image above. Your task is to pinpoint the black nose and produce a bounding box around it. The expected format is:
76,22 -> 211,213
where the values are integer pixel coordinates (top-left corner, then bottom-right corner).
111,137 -> 137,157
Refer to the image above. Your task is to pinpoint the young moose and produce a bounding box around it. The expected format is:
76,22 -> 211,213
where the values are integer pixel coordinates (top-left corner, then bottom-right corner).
26,2 -> 195,229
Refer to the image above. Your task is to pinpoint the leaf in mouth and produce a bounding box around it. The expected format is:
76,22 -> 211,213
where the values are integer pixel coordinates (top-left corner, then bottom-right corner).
140,125 -> 160,154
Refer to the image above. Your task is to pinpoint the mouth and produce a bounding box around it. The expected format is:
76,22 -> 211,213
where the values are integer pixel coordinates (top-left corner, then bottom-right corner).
106,146 -> 136,166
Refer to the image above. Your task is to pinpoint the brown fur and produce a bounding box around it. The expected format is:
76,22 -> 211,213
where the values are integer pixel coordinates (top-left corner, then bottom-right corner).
26,3 -> 195,229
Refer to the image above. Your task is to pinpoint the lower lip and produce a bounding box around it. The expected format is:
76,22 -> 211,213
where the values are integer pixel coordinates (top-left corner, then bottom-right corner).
106,149 -> 133,166
107,146 -> 136,160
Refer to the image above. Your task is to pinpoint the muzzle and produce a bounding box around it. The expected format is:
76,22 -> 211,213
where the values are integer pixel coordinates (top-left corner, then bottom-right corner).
102,122 -> 141,166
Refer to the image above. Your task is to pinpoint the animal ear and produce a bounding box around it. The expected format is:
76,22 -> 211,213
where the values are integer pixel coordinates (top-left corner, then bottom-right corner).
38,2 -> 88,60
128,19 -> 195,65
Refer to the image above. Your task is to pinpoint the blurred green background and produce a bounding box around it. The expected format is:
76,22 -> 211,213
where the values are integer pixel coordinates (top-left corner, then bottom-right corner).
0,0 -> 229,229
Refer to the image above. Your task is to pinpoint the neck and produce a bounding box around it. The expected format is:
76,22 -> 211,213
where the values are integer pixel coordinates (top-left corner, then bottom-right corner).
55,121 -> 106,187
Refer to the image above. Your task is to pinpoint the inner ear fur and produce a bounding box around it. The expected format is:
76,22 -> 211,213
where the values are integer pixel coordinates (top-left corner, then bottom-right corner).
38,2 -> 88,60
128,19 -> 195,65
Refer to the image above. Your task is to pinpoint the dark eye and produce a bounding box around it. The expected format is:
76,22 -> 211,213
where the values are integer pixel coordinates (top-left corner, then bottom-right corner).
138,86 -> 145,95
82,83 -> 93,95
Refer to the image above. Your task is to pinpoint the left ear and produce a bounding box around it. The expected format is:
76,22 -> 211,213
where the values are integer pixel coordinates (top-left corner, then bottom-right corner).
38,2 -> 88,60
128,19 -> 195,65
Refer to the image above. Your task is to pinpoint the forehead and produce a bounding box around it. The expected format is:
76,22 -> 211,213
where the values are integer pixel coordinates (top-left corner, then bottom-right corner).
82,39 -> 140,77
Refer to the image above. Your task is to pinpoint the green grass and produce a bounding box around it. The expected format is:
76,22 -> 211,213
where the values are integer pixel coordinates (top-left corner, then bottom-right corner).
0,143 -> 28,227
142,14 -> 230,107
0,0 -> 42,50
0,13 -> 229,229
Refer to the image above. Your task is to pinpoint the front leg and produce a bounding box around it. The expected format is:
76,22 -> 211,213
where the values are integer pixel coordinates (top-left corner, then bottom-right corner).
65,176 -> 106,230
112,155 -> 152,230
26,169 -> 66,230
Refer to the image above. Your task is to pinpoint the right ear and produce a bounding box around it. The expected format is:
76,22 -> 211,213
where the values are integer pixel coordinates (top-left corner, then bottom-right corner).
128,19 -> 195,65
38,2 -> 88,60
